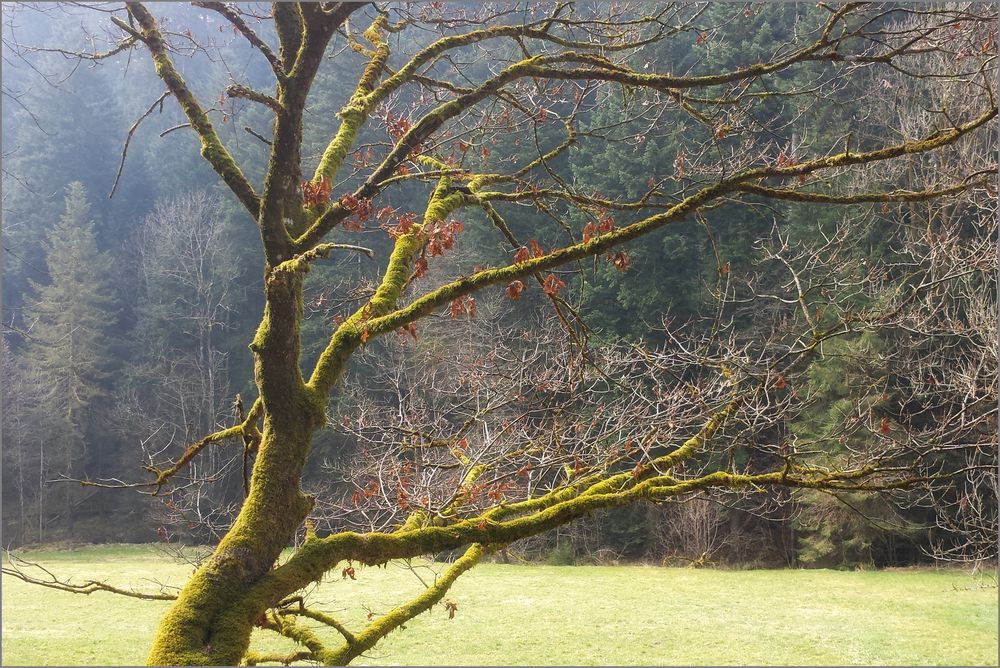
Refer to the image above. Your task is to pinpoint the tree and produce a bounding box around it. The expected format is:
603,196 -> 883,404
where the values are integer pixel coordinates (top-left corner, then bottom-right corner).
1,3 -> 150,324
15,182 -> 119,534
1,336 -> 47,543
856,41 -> 998,564
3,3 -> 995,665
124,192 -> 247,537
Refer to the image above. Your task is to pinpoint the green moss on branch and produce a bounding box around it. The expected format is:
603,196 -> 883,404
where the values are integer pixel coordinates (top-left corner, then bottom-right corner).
126,3 -> 260,219
359,105 -> 997,342
270,243 -> 374,279
306,176 -> 468,396
312,16 -> 389,182
145,398 -> 263,494
268,612 -> 337,664
329,544 -> 487,665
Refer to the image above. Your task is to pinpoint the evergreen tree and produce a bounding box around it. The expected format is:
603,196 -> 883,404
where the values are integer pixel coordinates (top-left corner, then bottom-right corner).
22,182 -> 119,530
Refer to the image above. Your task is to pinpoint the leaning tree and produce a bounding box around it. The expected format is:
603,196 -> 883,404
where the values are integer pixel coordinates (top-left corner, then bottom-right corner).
3,2 -> 996,665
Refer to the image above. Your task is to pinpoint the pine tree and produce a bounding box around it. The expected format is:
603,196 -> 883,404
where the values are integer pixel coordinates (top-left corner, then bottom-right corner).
22,182 -> 119,531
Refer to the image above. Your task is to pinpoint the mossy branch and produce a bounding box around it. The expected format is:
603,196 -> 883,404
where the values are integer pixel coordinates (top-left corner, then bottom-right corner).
125,2 -> 261,220
53,22 -> 139,60
306,177 -> 467,396
355,106 -> 996,340
269,243 -> 375,281
266,611 -> 337,664
295,55 -> 565,251
289,607 -> 357,645
191,1 -> 285,80
328,544 -> 487,665
735,107 -> 996,183
363,182 -> 726,340
243,650 -> 313,666
487,4 -> 860,93
734,179 -> 992,203
249,404 -> 725,600
366,11 -> 706,113
300,31 -> 744,250
254,458 -> 910,611
477,408 -> 718,529
368,25 -> 582,108
286,0 -> 945,213
145,398 -> 262,494
221,396 -> 923,665
511,121 -> 578,180
225,84 -> 283,114
293,107 -> 994,424
312,15 -> 389,183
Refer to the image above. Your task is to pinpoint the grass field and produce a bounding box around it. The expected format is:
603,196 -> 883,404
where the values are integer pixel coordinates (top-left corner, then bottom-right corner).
2,544 -> 997,666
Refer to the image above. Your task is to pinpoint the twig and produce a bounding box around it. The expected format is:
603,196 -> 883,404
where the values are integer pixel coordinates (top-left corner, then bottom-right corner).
2,552 -> 178,601
244,125 -> 272,146
109,90 -> 171,198
159,122 -> 191,138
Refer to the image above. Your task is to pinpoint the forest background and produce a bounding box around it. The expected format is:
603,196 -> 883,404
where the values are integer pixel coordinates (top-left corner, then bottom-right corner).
1,1 -> 995,571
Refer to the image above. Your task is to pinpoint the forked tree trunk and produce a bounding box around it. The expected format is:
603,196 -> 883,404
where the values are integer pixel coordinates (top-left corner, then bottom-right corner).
148,276 -> 324,666
147,421 -> 314,665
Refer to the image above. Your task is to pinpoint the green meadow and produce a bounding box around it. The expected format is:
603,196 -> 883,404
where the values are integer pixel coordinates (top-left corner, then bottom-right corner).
2,544 -> 996,666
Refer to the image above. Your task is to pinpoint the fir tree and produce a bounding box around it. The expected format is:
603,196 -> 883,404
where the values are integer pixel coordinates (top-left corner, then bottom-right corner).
23,182 -> 119,529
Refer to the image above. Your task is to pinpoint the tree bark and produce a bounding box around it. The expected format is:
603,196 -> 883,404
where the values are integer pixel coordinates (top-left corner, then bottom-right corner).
146,424 -> 314,664
148,272 -> 323,665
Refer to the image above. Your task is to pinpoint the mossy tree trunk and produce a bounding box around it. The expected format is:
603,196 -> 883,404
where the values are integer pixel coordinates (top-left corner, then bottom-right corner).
147,272 -> 325,665
134,3 -> 346,661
